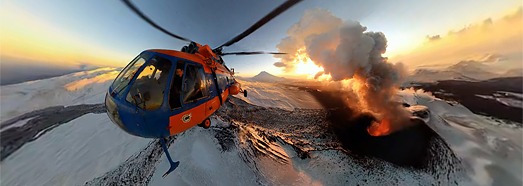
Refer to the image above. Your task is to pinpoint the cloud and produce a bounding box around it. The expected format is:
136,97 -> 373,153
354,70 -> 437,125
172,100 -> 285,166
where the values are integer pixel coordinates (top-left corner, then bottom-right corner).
273,62 -> 286,67
425,35 -> 441,41
275,8 -> 343,73
393,7 -> 523,71
275,9 -> 411,135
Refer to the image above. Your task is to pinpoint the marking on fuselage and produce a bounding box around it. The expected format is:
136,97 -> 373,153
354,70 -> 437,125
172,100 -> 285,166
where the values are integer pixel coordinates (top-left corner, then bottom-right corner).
182,113 -> 192,123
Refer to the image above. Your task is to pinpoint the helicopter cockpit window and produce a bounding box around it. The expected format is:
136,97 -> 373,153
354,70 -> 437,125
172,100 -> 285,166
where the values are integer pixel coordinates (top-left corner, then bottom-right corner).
111,56 -> 147,95
182,64 -> 207,103
126,56 -> 172,110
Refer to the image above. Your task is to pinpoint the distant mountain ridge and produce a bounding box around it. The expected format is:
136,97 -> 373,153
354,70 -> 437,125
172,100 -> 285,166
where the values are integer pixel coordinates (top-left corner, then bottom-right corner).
504,68 -> 523,77
407,69 -> 476,83
447,60 -> 498,80
250,71 -> 286,82
407,60 -> 522,83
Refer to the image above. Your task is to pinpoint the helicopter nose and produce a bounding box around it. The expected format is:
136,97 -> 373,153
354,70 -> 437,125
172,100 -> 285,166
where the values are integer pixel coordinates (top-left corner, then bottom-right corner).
105,93 -> 127,132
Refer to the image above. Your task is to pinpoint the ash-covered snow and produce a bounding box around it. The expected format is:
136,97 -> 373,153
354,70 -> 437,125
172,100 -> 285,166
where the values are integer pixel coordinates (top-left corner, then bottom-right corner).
0,117 -> 33,132
0,113 -> 151,186
1,69 -> 520,186
0,68 -> 119,123
149,124 -> 261,186
398,89 -> 522,185
85,139 -> 169,186
148,97 -> 466,185
0,104 -> 106,160
476,91 -> 523,109
235,80 -> 322,111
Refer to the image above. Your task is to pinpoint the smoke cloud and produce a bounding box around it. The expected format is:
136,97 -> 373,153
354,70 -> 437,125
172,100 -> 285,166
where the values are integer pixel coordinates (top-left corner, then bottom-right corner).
276,9 -> 342,73
273,62 -> 286,68
275,9 -> 411,134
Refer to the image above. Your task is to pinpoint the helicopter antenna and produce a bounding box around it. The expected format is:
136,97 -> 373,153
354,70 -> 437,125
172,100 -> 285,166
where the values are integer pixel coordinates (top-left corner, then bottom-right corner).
214,0 -> 302,50
122,0 -> 193,42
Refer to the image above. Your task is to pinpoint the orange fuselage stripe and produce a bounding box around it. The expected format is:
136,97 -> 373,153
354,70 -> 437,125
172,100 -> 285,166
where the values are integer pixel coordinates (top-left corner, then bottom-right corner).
152,48 -> 233,135
167,89 -> 229,135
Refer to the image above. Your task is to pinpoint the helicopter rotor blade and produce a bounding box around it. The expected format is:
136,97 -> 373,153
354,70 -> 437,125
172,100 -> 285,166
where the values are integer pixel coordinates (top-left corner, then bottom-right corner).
220,51 -> 287,56
215,0 -> 302,50
122,0 -> 193,42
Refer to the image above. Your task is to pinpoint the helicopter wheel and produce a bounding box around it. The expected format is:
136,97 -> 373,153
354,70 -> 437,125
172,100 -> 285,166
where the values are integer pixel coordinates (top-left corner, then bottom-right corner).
198,118 -> 211,129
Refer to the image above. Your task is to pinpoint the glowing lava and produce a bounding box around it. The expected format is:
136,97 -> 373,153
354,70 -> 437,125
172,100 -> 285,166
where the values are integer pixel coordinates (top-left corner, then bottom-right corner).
367,119 -> 392,137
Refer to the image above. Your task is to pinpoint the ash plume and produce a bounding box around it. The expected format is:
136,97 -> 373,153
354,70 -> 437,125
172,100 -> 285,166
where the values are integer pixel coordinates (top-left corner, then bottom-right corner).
276,9 -> 411,134
273,62 -> 286,68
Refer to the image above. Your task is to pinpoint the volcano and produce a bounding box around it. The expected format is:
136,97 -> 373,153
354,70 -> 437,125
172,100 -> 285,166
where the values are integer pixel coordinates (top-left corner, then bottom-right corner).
0,68 -> 521,185
250,71 -> 286,82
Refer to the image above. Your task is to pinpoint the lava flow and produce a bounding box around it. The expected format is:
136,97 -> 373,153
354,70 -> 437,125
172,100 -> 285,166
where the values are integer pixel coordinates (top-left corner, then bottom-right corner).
367,119 -> 391,136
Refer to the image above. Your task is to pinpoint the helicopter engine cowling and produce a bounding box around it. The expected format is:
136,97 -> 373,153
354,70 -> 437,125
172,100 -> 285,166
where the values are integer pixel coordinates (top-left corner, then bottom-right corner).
229,82 -> 241,95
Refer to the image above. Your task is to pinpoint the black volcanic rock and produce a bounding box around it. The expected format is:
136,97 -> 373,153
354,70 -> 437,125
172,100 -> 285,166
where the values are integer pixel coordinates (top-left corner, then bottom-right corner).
414,77 -> 523,123
303,88 -> 444,168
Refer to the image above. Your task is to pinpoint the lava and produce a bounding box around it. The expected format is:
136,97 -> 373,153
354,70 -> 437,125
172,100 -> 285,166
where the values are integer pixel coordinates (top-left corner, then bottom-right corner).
367,119 -> 391,136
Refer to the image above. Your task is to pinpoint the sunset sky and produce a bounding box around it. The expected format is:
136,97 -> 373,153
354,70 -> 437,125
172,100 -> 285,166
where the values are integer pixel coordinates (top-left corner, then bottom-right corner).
1,0 -> 521,76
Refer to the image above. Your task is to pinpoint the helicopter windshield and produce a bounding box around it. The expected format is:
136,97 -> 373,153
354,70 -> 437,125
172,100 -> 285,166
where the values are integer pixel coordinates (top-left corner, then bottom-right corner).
125,56 -> 172,110
111,56 -> 147,95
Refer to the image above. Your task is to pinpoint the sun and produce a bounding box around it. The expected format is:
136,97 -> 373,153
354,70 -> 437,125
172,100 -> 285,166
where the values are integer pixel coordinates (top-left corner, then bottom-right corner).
292,48 -> 324,78
294,59 -> 323,76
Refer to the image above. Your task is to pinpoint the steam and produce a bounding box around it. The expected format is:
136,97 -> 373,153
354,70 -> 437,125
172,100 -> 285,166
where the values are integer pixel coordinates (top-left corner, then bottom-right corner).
275,9 -> 411,134
275,9 -> 342,72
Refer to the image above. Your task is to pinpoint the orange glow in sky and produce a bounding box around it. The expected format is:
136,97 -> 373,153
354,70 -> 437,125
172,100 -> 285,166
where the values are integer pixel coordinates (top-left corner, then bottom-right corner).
0,3 -> 129,68
1,1 -> 520,76
390,7 -> 522,70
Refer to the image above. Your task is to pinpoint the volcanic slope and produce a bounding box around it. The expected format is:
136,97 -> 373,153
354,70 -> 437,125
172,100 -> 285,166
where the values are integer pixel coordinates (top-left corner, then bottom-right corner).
1,68 -> 520,185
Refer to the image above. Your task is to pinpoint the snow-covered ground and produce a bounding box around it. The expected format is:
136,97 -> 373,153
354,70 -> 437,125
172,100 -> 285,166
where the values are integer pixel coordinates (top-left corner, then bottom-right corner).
0,68 -> 119,123
149,120 -> 260,186
1,113 -> 151,186
398,89 -> 522,185
476,91 -> 523,109
235,80 -> 322,110
142,100 -> 455,185
0,68 -> 521,185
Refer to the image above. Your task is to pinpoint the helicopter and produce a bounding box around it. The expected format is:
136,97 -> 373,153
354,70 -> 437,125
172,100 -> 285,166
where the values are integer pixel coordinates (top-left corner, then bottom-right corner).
105,0 -> 302,177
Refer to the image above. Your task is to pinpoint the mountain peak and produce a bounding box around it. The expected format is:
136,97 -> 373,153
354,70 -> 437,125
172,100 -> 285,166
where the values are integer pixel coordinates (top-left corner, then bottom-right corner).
251,71 -> 285,82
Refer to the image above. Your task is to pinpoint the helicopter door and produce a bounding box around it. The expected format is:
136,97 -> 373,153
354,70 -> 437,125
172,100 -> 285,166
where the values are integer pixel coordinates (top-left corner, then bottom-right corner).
169,61 -> 209,110
179,63 -> 209,125
169,61 -> 185,109
182,63 -> 207,103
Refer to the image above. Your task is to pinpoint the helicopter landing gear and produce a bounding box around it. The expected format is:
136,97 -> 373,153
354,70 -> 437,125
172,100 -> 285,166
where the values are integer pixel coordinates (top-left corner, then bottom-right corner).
159,137 -> 179,178
198,118 -> 211,129
241,89 -> 248,97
